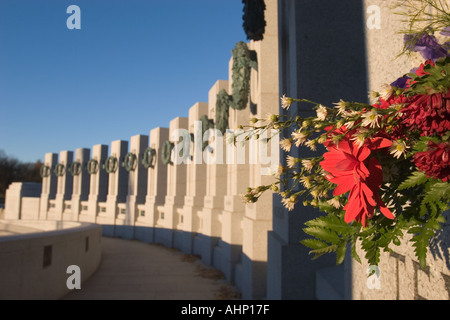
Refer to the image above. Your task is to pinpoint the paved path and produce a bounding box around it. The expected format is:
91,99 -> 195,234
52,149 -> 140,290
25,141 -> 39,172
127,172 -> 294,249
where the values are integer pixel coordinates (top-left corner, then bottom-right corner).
62,237 -> 240,300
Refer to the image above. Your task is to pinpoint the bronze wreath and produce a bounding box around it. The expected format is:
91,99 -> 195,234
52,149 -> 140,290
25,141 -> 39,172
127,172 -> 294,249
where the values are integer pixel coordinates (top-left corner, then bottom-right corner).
161,141 -> 174,165
69,161 -> 82,176
142,147 -> 157,168
103,156 -> 118,173
53,163 -> 65,177
122,152 -> 137,172
86,159 -> 99,175
40,164 -> 51,178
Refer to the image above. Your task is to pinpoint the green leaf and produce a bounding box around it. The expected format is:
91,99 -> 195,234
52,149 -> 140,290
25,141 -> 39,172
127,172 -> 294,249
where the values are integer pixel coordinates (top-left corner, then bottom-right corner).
398,171 -> 428,190
351,242 -> 362,264
336,244 -> 347,265
423,182 -> 450,204
303,226 -> 341,244
309,244 -> 339,260
301,238 -> 329,250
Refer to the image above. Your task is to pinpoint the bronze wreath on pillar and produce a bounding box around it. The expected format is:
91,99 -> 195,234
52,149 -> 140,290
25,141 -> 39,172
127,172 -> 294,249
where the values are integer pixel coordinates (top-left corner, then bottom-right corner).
242,0 -> 266,41
103,156 -> 118,173
40,164 -> 51,178
142,147 -> 157,168
53,163 -> 65,177
215,42 -> 258,134
161,141 -> 174,165
86,159 -> 99,175
199,115 -> 215,150
69,161 -> 81,176
122,152 -> 137,172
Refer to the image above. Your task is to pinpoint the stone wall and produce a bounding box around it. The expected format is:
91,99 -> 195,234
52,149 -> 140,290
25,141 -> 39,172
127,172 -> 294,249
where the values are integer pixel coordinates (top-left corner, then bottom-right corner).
346,0 -> 450,300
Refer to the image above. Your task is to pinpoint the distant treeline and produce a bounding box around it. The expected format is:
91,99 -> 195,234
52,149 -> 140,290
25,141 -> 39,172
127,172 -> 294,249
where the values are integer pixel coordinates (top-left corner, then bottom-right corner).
0,150 -> 42,202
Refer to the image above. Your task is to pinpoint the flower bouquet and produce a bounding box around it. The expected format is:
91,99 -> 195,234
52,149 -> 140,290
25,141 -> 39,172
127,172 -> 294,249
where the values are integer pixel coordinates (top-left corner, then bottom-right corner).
242,7 -> 450,269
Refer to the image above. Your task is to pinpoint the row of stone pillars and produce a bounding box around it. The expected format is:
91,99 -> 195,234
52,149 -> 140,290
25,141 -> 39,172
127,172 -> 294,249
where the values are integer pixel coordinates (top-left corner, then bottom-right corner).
31,26 -> 279,299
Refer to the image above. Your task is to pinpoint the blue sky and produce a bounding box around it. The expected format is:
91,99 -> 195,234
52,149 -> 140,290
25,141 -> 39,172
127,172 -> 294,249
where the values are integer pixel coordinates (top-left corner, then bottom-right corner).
0,0 -> 247,163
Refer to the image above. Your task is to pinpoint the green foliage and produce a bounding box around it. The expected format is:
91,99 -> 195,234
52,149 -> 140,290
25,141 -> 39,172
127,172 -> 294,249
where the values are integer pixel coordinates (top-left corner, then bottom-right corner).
301,212 -> 361,265
406,57 -> 450,95
398,171 -> 429,190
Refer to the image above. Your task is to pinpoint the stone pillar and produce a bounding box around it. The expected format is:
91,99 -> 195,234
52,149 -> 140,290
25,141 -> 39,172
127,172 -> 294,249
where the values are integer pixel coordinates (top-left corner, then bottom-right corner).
236,0 -> 281,299
50,150 -> 73,221
79,144 -> 108,223
194,80 -> 229,266
220,53 -> 254,291
115,134 -> 149,239
97,140 -> 129,236
135,127 -> 169,243
155,117 -> 189,247
65,148 -> 90,221
39,153 -> 58,220
175,102 -> 209,253
267,0 -> 369,299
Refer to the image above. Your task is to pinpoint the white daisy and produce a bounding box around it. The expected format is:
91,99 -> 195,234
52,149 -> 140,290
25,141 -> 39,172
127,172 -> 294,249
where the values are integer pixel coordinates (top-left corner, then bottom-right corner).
286,155 -> 298,168
305,139 -> 317,151
280,138 -> 293,152
291,130 -> 308,147
316,105 -> 328,121
301,159 -> 314,171
281,197 -> 296,211
389,140 -> 409,159
379,83 -> 394,101
361,108 -> 381,128
280,94 -> 294,110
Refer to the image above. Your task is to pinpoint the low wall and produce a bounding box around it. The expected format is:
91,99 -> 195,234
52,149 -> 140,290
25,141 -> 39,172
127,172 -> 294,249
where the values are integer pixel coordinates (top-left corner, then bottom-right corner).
0,220 -> 102,300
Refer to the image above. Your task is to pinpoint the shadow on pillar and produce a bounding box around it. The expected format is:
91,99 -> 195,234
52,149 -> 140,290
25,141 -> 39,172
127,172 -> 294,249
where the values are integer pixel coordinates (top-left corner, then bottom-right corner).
273,0 -> 369,299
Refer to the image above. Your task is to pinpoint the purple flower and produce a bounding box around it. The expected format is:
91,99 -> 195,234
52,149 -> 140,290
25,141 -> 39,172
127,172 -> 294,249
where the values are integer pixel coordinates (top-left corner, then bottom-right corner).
390,76 -> 410,89
404,33 -> 448,61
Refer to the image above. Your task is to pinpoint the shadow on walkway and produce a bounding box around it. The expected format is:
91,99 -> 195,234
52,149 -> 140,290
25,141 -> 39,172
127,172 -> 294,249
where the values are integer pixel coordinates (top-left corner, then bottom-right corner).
62,237 -> 241,300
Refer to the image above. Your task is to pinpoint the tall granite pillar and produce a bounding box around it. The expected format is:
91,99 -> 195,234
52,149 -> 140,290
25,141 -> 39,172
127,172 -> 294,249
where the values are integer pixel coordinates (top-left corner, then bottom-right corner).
79,144 -> 108,223
236,0 -> 281,300
135,127 -> 169,243
39,153 -> 58,220
155,117 -> 189,247
115,134 -> 149,239
50,150 -> 73,220
97,140 -> 129,236
267,0 -> 369,299
175,102 -> 209,253
194,80 -> 229,266
65,148 -> 90,221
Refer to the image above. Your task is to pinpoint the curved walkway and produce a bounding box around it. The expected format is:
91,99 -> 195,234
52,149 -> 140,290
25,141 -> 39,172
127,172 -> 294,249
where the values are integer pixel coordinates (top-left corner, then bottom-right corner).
62,237 -> 241,300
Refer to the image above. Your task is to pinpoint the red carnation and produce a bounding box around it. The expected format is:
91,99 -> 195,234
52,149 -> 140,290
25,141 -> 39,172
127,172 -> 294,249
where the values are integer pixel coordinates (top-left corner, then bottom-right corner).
413,141 -> 450,182
320,136 -> 395,227
401,90 -> 450,137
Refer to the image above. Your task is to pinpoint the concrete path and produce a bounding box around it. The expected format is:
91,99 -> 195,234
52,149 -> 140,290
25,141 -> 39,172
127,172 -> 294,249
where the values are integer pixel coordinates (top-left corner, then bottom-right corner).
62,237 -> 241,300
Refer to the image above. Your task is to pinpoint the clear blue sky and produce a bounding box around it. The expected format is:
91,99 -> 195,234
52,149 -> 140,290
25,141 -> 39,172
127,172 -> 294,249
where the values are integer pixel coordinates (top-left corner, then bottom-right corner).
0,0 -> 247,163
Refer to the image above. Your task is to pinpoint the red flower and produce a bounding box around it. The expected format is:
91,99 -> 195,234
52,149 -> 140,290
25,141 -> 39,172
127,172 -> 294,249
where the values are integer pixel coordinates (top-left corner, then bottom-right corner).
415,59 -> 435,76
413,141 -> 450,182
401,90 -> 450,137
320,136 -> 395,227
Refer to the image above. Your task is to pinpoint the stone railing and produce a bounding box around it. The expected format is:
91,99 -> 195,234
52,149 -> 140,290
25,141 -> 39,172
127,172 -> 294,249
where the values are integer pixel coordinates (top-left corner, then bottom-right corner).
0,219 -> 102,299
